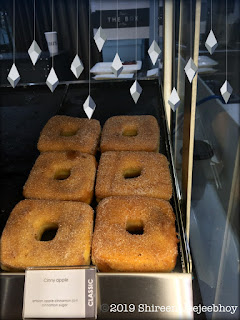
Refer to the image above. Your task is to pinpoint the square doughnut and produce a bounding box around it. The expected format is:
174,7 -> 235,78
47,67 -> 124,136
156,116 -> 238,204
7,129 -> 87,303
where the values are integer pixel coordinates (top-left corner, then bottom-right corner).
92,196 -> 178,272
37,115 -> 101,155
95,151 -> 172,201
23,151 -> 97,203
100,115 -> 160,153
0,200 -> 94,271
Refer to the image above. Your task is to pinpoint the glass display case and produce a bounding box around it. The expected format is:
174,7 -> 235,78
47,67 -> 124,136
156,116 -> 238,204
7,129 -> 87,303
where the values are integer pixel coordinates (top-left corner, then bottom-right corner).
172,0 -> 239,319
0,0 -> 239,319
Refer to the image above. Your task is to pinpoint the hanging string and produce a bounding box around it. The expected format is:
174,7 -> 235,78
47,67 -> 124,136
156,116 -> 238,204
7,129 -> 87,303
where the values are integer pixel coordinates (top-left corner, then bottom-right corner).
34,0 -> 36,40
190,0 -> 192,58
211,0 -> 212,30
135,0 -> 137,80
117,0 -> 118,53
226,0 -> 227,80
154,0 -> 155,41
100,0 -> 102,27
13,0 -> 15,63
52,0 -> 54,68
77,0 -> 79,54
89,0 -> 91,95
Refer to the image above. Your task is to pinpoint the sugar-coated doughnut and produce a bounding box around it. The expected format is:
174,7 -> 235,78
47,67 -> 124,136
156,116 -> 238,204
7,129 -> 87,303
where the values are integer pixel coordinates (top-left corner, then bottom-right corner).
92,196 -> 178,272
0,200 -> 94,271
100,115 -> 160,153
38,115 -> 101,155
23,151 -> 97,203
95,151 -> 172,201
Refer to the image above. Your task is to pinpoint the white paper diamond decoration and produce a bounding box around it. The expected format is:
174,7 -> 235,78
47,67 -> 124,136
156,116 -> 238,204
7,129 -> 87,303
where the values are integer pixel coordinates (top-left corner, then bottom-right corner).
111,53 -> 123,77
220,80 -> 233,104
148,40 -> 161,65
7,63 -> 20,88
168,88 -> 181,112
46,67 -> 59,92
94,26 -> 107,52
130,80 -> 142,104
83,95 -> 96,119
28,40 -> 42,65
205,30 -> 218,55
184,58 -> 198,83
71,54 -> 84,78
147,68 -> 159,77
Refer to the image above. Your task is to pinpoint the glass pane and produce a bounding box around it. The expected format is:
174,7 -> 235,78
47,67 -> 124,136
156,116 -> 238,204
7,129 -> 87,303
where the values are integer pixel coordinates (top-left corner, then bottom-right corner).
172,0 -> 194,189
173,0 -> 239,318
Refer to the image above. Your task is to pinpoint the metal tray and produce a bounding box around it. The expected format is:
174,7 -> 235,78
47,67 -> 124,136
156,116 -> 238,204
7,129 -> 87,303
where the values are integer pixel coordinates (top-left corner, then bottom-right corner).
0,80 -> 192,319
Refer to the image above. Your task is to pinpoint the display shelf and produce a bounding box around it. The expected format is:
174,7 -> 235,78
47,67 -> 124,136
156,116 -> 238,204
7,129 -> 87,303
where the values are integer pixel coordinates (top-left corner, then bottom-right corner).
0,80 -> 192,319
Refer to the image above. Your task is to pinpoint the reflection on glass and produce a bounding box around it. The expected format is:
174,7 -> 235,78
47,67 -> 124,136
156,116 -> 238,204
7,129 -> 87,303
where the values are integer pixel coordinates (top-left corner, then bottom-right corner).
173,1 -> 239,319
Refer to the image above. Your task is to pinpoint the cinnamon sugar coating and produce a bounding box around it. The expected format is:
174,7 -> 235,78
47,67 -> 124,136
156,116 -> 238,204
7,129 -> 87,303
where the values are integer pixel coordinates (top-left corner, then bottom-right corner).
38,115 -> 101,155
100,115 -> 160,153
23,151 -> 97,203
92,196 -> 178,272
95,151 -> 172,201
0,200 -> 94,271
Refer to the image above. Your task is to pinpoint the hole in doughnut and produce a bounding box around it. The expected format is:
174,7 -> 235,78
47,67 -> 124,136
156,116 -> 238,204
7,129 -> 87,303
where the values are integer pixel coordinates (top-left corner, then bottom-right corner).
60,129 -> 78,137
123,168 -> 142,179
54,169 -> 71,180
38,223 -> 59,241
126,220 -> 144,235
122,127 -> 138,137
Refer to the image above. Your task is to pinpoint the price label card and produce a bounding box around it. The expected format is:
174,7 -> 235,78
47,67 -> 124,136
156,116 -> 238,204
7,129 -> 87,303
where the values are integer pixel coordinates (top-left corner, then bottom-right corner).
23,267 -> 96,319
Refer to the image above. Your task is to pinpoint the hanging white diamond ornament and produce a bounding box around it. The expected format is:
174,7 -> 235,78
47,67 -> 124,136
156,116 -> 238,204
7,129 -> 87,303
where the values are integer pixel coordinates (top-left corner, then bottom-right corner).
184,58 -> 198,83
130,80 -> 142,104
83,95 -> 96,119
147,68 -> 159,77
168,88 -> 181,112
7,63 -> 20,88
94,27 -> 107,52
148,40 -> 161,65
71,54 -> 84,78
205,30 -> 218,55
111,53 -> 123,77
28,40 -> 42,65
46,67 -> 59,92
220,80 -> 233,104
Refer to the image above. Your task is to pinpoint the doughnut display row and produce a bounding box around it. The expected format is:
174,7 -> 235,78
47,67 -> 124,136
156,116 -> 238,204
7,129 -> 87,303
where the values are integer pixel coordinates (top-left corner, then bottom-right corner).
0,114 -> 178,273
1,115 -> 101,271
92,115 -> 178,272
